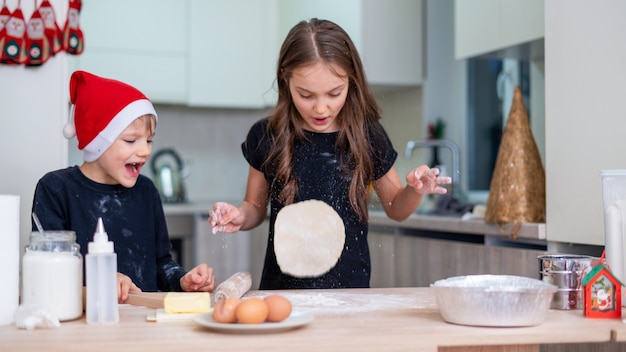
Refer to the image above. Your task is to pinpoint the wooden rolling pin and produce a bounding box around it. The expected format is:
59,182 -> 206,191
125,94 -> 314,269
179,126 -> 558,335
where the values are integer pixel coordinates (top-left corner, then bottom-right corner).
126,292 -> 166,309
214,272 -> 252,301
125,271 -> 252,307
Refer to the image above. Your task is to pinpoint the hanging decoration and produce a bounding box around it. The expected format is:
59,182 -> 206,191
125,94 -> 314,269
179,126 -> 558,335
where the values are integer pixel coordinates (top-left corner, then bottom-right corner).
25,4 -> 50,66
38,0 -> 62,55
0,0 -> 84,67
0,0 -> 27,64
0,1 -> 10,29
62,0 -> 82,55
0,1 -> 10,61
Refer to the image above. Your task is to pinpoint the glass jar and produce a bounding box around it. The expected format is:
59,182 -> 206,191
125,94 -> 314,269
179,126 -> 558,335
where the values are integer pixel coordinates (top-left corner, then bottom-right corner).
22,231 -> 83,321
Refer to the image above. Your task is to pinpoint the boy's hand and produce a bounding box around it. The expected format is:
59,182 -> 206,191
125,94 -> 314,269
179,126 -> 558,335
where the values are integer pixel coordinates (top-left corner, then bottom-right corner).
117,272 -> 141,303
180,263 -> 215,292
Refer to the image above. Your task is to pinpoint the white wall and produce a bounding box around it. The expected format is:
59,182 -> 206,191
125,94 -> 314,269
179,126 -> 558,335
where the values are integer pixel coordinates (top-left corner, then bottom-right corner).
0,0 -> 69,257
142,106 -> 264,203
545,0 -> 626,246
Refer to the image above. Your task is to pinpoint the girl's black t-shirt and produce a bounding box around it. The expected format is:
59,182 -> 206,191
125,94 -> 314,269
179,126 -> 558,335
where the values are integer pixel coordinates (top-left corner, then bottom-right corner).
242,118 -> 398,289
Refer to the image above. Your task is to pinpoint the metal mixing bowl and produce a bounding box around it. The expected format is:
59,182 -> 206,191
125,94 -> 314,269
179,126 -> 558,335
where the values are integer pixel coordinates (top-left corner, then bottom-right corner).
430,275 -> 558,327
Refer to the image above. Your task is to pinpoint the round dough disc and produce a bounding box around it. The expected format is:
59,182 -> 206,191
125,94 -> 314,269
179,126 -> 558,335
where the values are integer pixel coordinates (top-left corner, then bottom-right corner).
274,200 -> 345,278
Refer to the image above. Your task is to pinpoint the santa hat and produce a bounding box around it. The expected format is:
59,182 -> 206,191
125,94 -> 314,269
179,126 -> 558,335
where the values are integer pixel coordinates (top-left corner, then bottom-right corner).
63,71 -> 157,162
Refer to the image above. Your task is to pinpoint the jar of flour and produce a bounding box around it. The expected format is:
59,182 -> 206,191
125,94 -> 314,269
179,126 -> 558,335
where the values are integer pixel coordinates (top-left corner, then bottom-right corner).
22,231 -> 83,321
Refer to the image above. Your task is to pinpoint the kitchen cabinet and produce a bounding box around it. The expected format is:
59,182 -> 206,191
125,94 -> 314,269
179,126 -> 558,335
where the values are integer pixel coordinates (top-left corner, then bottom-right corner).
164,214 -> 195,271
193,213 -> 253,285
69,0 -> 277,108
68,0 -> 188,104
368,224 -> 545,288
454,0 -> 544,59
544,0 -> 626,247
278,0 -> 424,89
187,0 -> 278,108
249,219 -> 270,290
368,229 -> 396,288
71,0 -> 421,107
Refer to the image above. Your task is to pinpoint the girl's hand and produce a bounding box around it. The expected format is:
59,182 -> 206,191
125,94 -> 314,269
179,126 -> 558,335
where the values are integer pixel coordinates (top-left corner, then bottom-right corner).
180,263 -> 215,292
209,202 -> 243,234
406,165 -> 452,195
117,272 -> 141,303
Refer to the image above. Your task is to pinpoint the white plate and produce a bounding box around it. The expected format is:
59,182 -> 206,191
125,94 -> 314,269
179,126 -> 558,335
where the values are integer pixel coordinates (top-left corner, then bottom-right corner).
193,310 -> 314,334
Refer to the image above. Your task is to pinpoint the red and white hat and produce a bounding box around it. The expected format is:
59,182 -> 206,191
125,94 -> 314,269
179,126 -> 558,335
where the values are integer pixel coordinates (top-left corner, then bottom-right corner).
63,70 -> 157,162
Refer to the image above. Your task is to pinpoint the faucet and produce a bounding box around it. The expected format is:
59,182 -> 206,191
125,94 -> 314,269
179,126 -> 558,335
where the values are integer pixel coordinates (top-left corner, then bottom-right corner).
404,139 -> 461,198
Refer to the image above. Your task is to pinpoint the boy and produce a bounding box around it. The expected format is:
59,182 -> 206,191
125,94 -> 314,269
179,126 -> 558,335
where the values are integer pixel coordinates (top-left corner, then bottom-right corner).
32,71 -> 215,302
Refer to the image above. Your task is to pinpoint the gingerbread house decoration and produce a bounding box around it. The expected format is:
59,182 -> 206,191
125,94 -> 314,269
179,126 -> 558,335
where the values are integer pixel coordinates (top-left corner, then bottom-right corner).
582,263 -> 622,319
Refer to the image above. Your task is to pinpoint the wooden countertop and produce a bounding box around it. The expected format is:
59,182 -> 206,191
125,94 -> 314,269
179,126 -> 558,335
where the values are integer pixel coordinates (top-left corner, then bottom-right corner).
1,287 -> 623,352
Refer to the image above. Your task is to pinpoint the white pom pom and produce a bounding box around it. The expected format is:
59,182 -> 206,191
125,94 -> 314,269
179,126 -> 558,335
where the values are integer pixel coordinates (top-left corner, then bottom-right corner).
63,123 -> 76,139
64,104 -> 77,139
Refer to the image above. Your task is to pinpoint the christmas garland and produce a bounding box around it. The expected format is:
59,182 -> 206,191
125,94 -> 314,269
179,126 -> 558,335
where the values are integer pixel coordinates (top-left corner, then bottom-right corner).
0,0 -> 83,66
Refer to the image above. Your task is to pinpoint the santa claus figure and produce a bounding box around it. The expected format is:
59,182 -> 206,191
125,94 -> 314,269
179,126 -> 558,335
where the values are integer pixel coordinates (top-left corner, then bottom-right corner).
593,287 -> 613,311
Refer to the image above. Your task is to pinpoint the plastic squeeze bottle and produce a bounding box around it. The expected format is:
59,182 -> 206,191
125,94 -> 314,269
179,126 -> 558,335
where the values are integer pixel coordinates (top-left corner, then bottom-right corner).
86,217 -> 119,324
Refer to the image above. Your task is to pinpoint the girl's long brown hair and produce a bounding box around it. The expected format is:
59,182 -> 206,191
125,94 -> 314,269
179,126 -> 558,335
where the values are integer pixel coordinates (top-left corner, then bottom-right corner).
264,18 -> 382,222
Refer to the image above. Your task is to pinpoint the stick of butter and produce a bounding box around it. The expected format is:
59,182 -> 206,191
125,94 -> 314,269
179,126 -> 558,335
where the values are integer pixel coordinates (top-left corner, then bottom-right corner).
163,292 -> 211,314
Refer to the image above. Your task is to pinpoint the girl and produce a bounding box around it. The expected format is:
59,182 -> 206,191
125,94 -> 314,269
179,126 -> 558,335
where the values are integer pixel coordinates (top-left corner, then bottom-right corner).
210,18 -> 450,289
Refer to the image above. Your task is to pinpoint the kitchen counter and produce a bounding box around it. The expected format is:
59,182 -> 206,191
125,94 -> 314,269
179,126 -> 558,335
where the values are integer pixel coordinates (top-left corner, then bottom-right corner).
369,210 -> 546,240
162,201 -> 216,216
163,202 -> 546,241
1,287 -> 623,352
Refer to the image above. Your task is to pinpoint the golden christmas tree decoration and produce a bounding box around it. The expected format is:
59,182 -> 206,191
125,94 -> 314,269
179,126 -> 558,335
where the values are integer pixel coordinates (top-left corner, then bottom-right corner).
485,86 -> 545,237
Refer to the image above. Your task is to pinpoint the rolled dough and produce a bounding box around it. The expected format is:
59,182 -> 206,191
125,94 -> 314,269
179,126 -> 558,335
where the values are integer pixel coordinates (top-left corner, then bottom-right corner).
274,200 -> 345,277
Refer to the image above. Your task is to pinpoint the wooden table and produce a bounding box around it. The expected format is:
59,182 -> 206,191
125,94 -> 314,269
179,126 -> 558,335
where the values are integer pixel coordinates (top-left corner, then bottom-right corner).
1,288 -> 624,352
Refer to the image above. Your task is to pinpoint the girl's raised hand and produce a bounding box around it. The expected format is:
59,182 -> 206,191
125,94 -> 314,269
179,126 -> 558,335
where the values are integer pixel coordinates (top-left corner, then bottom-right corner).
406,165 -> 452,195
209,202 -> 243,234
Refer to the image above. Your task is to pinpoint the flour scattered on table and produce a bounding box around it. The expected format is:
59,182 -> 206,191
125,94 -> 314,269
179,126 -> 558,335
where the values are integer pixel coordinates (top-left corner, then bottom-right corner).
253,291 -> 437,317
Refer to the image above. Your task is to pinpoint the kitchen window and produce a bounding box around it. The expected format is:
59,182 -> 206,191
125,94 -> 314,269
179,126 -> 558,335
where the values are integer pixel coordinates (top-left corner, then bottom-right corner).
466,58 -> 531,193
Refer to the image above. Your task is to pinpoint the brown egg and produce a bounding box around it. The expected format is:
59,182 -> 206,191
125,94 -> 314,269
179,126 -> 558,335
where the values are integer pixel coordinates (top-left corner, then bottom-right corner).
264,295 -> 292,322
212,297 -> 240,323
236,297 -> 269,324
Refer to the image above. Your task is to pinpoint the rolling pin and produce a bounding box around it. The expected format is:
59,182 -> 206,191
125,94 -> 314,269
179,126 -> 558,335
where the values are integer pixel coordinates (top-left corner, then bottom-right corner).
214,272 -> 252,301
126,292 -> 166,309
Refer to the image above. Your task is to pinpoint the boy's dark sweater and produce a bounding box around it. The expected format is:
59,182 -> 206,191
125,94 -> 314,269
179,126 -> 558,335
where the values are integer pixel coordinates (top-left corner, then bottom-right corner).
32,166 -> 185,292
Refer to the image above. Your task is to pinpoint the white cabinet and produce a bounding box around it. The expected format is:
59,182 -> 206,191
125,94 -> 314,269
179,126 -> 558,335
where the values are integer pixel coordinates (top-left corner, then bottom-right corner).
187,0 -> 278,108
69,0 -> 188,104
70,0 -> 277,108
544,0 -> 626,247
71,0 -> 421,107
278,0 -> 424,88
454,0 -> 544,59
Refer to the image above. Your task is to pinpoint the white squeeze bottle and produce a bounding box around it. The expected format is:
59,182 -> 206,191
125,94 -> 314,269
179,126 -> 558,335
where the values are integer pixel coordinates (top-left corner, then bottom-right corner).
86,217 -> 119,324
